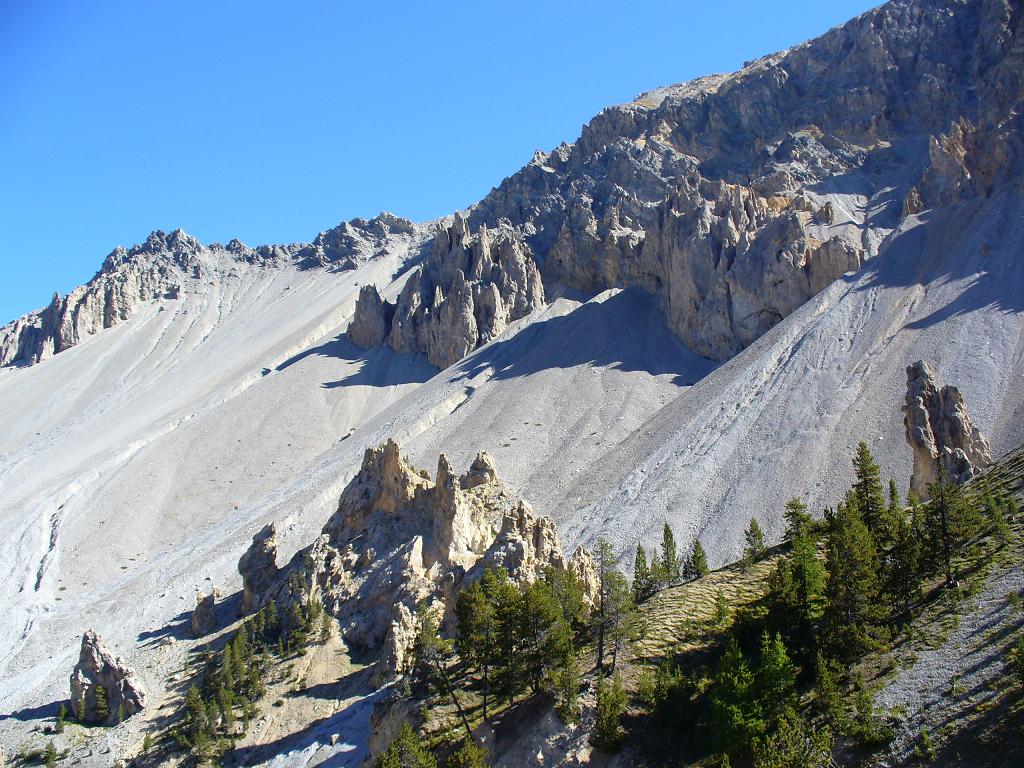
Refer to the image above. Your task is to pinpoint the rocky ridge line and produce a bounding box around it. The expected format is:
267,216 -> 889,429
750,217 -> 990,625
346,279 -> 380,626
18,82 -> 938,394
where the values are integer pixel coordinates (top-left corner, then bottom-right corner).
0,212 -> 419,367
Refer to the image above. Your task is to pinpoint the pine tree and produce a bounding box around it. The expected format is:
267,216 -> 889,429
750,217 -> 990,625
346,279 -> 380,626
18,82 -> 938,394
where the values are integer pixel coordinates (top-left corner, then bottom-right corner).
886,510 -> 921,621
925,470 -> 981,586
743,518 -> 766,567
658,523 -> 681,586
375,722 -> 437,768
632,544 -> 656,603
593,539 -> 634,672
544,564 -> 586,630
520,579 -> 573,695
783,497 -> 813,542
713,588 -> 730,627
756,632 -> 797,722
591,671 -> 627,752
813,652 -> 846,730
493,573 -> 525,706
55,702 -> 66,733
553,652 -> 580,723
710,638 -> 765,754
753,706 -> 832,768
455,569 -> 501,721
446,737 -> 489,768
44,741 -> 57,768
824,493 -> 883,661
688,540 -> 709,579
853,441 -> 887,536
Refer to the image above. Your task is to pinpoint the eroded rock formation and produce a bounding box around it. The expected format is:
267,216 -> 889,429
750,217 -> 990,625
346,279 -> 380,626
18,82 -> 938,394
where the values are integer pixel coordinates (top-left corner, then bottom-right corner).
191,589 -> 219,638
238,524 -> 279,616
902,360 -> 992,500
239,439 -> 596,678
69,630 -> 147,724
349,214 -> 545,367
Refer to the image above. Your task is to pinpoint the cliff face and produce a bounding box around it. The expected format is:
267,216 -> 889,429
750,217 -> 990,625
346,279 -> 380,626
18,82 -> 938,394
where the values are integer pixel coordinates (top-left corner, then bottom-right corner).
349,214 -> 545,367
237,440 -> 597,678
0,213 -> 418,367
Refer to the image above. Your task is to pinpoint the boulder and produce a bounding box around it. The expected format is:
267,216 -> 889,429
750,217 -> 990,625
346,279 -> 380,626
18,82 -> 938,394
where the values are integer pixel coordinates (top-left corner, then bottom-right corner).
460,452 -> 498,489
69,630 -> 147,724
191,589 -> 218,637
902,360 -> 992,500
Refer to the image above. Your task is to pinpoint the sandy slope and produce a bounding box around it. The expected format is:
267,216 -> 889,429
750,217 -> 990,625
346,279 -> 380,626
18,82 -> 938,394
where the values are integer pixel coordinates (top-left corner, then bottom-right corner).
0,182 -> 1021,762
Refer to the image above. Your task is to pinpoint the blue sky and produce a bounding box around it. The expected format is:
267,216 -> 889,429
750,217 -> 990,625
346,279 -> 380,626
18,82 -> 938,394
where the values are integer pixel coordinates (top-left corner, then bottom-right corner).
0,0 -> 879,323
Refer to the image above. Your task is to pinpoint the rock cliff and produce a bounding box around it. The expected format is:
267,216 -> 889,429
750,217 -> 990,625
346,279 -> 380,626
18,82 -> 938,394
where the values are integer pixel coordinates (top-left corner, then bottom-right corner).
238,440 -> 597,678
349,214 -> 545,367
902,360 -> 992,500
69,630 -> 147,725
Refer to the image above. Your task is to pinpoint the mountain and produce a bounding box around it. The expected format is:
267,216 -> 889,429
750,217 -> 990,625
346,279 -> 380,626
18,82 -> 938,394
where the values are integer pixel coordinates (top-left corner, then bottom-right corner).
0,0 -> 1022,765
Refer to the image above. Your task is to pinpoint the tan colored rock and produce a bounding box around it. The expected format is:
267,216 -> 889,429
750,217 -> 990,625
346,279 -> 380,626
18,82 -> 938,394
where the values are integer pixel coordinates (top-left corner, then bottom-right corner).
902,360 -> 992,501
238,523 -> 279,616
460,451 -> 498,489
347,284 -> 395,348
69,630 -> 147,724
246,439 -> 580,681
191,589 -> 218,638
568,545 -> 601,613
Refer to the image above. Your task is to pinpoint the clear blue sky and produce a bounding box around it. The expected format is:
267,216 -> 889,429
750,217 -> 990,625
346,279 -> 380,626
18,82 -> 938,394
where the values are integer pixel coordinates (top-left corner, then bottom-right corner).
0,0 -> 878,323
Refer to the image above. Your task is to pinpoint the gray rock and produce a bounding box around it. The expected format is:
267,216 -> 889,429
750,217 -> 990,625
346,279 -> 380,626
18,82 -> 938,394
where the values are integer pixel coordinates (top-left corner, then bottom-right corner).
69,630 -> 147,724
238,524 -> 279,616
190,589 -> 218,638
902,360 -> 992,500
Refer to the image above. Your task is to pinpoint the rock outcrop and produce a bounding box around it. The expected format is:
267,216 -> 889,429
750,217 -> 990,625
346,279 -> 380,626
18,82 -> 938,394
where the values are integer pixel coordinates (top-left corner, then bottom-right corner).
902,360 -> 992,500
191,589 -> 219,638
0,213 -> 421,368
349,214 -> 545,367
69,630 -> 147,724
238,524 -> 279,616
239,440 -> 596,679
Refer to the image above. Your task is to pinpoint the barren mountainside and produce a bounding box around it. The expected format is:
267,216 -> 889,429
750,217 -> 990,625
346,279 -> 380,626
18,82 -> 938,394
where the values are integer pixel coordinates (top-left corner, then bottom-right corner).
1,0 -> 1023,766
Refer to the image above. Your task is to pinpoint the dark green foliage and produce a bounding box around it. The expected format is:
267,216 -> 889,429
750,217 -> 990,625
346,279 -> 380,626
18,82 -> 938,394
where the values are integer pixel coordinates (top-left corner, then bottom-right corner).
710,638 -> 764,755
743,518 -> 766,567
593,538 -> 634,672
455,569 -> 503,720
885,508 -> 921,621
544,564 -> 586,631
756,632 -> 797,722
814,653 -> 846,730
752,706 -> 832,768
520,579 -> 574,696
824,493 -> 883,660
764,528 -> 824,667
375,722 -> 437,768
552,652 -> 580,723
1012,635 -> 1024,686
632,544 -> 656,603
783,498 -> 813,543
445,737 -> 489,768
686,539 -> 709,579
713,588 -> 730,627
847,677 -> 894,748
853,442 -> 887,536
922,470 -> 981,585
93,682 -> 110,722
657,523 -> 681,586
55,702 -> 66,733
591,671 -> 627,752
43,740 -> 57,768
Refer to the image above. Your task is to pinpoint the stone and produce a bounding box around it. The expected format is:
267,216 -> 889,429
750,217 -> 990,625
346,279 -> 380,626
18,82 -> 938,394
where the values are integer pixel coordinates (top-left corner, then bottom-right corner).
243,439 -> 593,681
902,360 -> 992,501
191,589 -> 218,638
347,284 -> 395,348
69,630 -> 147,724
238,524 -> 279,616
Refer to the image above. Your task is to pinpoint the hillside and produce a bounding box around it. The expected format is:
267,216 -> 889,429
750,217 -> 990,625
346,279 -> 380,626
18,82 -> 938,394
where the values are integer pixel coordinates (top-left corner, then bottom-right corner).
0,0 -> 1022,765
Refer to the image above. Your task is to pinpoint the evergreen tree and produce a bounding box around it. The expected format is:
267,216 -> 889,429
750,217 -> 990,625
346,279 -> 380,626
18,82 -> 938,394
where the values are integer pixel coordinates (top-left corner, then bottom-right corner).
743,518 -> 766,567
925,470 -> 980,586
520,579 -> 573,696
375,722 -> 437,768
44,741 -> 57,768
592,539 -> 634,672
658,523 -> 681,586
852,441 -> 887,536
552,651 -> 580,723
446,737 -> 489,768
753,706 -> 832,768
765,527 -> 825,664
544,565 -> 586,631
491,574 -> 525,705
632,544 -> 656,603
886,510 -> 921,621
455,570 -> 500,720
412,603 -> 472,738
783,498 -> 813,542
823,493 -> 883,661
55,702 -> 66,733
688,540 -> 709,579
756,632 -> 797,723
710,638 -> 764,755
813,652 -> 846,730
713,588 -> 731,627
591,671 -> 627,752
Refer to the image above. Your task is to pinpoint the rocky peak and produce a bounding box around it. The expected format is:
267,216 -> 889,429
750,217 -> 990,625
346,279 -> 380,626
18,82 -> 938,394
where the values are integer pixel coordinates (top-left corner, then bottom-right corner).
349,214 -> 545,367
69,630 -> 147,724
902,360 -> 992,500
240,440 -> 596,679
238,523 -> 280,615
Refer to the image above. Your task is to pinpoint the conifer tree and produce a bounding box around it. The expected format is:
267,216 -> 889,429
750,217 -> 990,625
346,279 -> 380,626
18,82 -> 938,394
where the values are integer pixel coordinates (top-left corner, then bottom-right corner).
659,523 -> 681,586
632,544 -> 656,603
853,441 -> 887,536
925,470 -> 980,586
55,702 -> 66,733
743,518 -> 766,567
544,564 -> 586,631
412,602 -> 473,738
783,498 -> 813,542
824,493 -> 882,660
593,538 -> 633,672
753,706 -> 832,768
591,671 -> 627,752
455,569 -> 500,720
710,638 -> 764,754
520,579 -> 573,695
886,510 -> 921,621
688,540 -> 709,579
375,722 -> 437,768
756,632 -> 797,722
93,683 -> 110,722
446,737 -> 489,768
492,575 -> 525,705
44,741 -> 57,768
